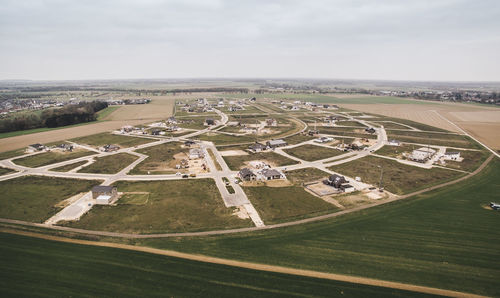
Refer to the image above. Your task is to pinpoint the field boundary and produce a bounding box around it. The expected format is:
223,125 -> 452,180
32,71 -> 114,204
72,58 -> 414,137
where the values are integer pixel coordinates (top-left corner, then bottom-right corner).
0,155 -> 494,238
0,228 -> 486,298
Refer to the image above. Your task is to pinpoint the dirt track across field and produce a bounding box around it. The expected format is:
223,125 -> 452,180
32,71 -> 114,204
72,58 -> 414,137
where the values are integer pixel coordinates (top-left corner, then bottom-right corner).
0,228 -> 486,298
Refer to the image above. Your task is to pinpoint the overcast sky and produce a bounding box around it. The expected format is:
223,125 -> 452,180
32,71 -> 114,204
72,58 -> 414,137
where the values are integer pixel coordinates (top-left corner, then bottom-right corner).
1,0 -> 499,81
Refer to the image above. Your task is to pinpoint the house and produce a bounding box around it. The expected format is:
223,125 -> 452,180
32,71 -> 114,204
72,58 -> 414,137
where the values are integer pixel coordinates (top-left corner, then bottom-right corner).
365,127 -> 376,134
239,168 -> 257,181
28,143 -> 45,151
205,118 -> 216,126
250,97 -> 256,102
166,117 -> 177,124
265,118 -> 278,127
260,168 -> 283,180
291,106 -> 300,111
248,142 -> 267,153
91,185 -> 118,205
266,139 -> 288,148
443,151 -> 461,161
388,139 -> 401,146
189,148 -> 205,159
410,147 -> 436,162
57,143 -> 73,152
184,140 -> 195,147
341,184 -> 355,193
324,174 -> 347,188
101,144 -> 120,152
121,125 -> 134,132
314,137 -> 333,143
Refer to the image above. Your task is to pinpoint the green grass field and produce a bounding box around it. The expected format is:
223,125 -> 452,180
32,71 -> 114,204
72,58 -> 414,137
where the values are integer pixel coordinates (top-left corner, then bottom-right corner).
284,144 -> 345,161
0,148 -> 27,160
244,185 -> 338,224
0,167 -> 15,176
0,176 -> 100,222
78,153 -> 138,174
318,127 -> 378,139
50,160 -> 88,172
223,151 -> 298,170
282,133 -> 315,145
387,131 -> 481,149
12,150 -> 95,168
196,132 -> 255,145
141,158 -> 500,297
130,142 -> 188,175
64,179 -> 252,233
0,233 -> 429,298
96,106 -> 120,120
285,167 -> 330,184
441,150 -> 490,172
71,133 -> 154,148
330,156 -> 463,194
374,144 -> 417,158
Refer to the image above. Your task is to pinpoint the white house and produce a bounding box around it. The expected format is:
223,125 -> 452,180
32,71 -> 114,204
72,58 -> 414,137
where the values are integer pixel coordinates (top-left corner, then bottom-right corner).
410,147 -> 436,162
388,139 -> 401,146
443,151 -> 461,161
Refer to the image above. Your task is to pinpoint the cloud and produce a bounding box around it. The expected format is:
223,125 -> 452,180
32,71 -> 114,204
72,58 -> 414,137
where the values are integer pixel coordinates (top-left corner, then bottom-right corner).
0,0 -> 499,80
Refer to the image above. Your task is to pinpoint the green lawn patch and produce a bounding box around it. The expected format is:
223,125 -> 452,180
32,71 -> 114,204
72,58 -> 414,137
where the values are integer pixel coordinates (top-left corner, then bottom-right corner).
0,176 -> 100,222
223,151 -> 298,170
243,185 -> 339,224
78,153 -> 138,174
336,120 -> 367,127
0,233 -> 427,298
12,150 -> 95,168
196,132 -> 255,145
50,160 -> 88,172
285,167 -> 330,184
96,106 -> 120,120
64,179 -> 252,233
375,144 -> 417,158
140,158 -> 500,297
387,131 -> 481,149
282,133 -> 315,145
71,132 -> 154,148
0,167 -> 16,176
119,193 -> 149,205
318,127 -> 377,139
284,144 -> 344,161
330,155 -> 464,194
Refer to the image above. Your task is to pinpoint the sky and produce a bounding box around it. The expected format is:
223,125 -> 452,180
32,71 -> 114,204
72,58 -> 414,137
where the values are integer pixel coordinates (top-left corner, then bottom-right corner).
1,0 -> 499,81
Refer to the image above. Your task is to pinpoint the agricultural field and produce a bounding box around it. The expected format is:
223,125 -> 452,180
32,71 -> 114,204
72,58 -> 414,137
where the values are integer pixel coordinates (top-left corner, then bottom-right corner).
64,179 -> 252,233
284,144 -> 345,161
243,185 -> 339,224
0,176 -> 100,222
78,153 -> 138,174
130,142 -> 188,175
223,151 -> 298,170
71,133 -> 154,148
12,149 -> 95,168
141,158 -> 500,298
330,156 -> 464,195
0,233 -> 429,298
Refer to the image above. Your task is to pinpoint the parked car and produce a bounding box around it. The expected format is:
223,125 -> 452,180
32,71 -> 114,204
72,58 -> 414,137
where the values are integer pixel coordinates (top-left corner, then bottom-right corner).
182,174 -> 189,178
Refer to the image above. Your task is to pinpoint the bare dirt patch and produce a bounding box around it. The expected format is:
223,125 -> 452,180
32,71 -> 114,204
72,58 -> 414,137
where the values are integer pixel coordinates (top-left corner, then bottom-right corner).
220,150 -> 249,156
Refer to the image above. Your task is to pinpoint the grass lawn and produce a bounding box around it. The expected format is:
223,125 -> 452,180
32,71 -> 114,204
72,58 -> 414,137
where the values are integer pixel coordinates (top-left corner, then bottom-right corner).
0,148 -> 27,160
50,160 -> 88,172
64,179 -> 252,233
285,167 -> 330,184
244,185 -> 339,224
140,158 -> 500,297
282,133 -> 315,145
374,144 -> 417,158
223,151 -> 298,170
330,156 -> 464,195
441,150 -> 491,172
12,150 -> 95,168
0,167 -> 16,176
71,132 -> 154,148
78,153 -> 138,174
284,144 -> 344,161
0,176 -> 100,222
196,132 -> 255,145
96,106 -> 120,120
336,121 -> 367,127
318,127 -> 377,139
0,233 -> 428,298
375,121 -> 413,130
130,142 -> 188,175
387,131 -> 481,149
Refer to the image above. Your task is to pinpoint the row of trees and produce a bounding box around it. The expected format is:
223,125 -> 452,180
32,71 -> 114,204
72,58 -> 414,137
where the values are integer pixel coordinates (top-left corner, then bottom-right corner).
0,101 -> 108,133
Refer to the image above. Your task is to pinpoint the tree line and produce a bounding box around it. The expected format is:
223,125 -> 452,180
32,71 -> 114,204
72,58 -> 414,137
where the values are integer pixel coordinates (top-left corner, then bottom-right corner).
0,101 -> 108,133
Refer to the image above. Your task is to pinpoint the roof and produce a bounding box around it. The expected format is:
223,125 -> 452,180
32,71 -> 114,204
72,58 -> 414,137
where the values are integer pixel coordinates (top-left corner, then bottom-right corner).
249,142 -> 266,149
239,168 -> 255,177
261,168 -> 281,177
92,185 -> 115,193
29,143 -> 44,148
329,174 -> 346,182
96,195 -> 112,200
445,151 -> 460,155
267,139 -> 287,146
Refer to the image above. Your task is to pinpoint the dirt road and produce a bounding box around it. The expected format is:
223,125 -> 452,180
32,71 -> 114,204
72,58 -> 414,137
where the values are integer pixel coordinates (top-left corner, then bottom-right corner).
0,228 -> 486,298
